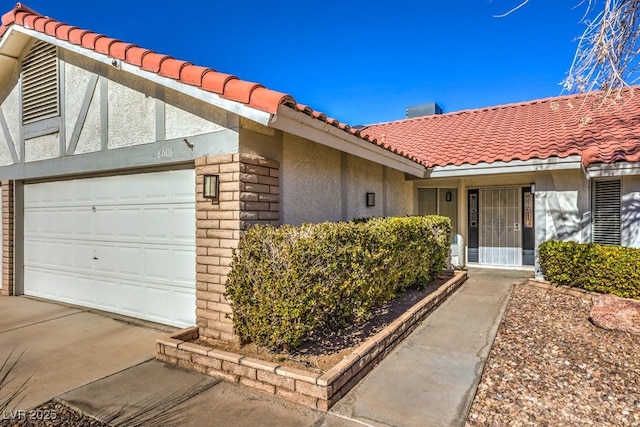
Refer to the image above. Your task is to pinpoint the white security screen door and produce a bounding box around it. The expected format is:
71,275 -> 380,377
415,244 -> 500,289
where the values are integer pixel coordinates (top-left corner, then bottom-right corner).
479,187 -> 522,266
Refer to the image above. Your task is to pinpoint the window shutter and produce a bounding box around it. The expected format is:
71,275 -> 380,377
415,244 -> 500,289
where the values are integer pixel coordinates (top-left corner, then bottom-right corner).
592,179 -> 621,246
22,40 -> 59,125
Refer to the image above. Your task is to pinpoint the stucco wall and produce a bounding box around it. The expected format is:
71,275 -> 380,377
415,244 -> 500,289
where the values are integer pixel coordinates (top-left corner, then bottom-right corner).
64,51 -> 100,154
0,63 -> 19,166
384,167 -> 413,216
164,89 -> 227,140
281,133 -> 342,225
259,132 -> 414,226
622,175 -> 640,248
24,134 -> 59,162
535,169 -> 589,246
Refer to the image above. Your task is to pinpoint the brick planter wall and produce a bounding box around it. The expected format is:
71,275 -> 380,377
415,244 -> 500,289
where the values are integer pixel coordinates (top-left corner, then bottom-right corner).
1,180 -> 13,296
157,270 -> 467,410
195,153 -> 279,342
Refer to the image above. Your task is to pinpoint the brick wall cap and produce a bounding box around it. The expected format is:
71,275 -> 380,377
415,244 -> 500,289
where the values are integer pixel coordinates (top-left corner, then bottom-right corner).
157,337 -> 183,349
240,357 -> 280,373
274,366 -> 320,384
207,348 -> 244,364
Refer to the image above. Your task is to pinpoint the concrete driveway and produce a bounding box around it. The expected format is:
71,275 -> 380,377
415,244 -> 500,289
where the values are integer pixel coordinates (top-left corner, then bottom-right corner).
0,295 -> 162,410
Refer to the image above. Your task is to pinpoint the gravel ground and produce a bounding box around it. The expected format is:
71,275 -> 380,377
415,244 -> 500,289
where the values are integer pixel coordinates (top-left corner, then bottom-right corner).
467,283 -> 640,426
0,400 -> 107,427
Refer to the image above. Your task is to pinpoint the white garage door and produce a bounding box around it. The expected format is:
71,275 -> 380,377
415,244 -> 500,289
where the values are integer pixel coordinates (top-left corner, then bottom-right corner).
24,169 -> 196,327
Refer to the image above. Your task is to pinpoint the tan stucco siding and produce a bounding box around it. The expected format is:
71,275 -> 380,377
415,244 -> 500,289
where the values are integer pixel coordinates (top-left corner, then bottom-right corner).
383,167 -> 413,216
281,133 -> 342,225
345,154 -> 384,219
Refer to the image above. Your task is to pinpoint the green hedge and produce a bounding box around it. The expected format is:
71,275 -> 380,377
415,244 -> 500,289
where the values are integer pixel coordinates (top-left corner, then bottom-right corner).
225,216 -> 451,350
538,240 -> 640,299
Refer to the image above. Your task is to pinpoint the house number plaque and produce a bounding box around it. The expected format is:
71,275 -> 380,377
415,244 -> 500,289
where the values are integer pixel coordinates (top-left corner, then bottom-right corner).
524,192 -> 533,228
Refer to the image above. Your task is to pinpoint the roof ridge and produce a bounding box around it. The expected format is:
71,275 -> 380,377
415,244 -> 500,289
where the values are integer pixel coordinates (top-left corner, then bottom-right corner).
363,88 -> 634,128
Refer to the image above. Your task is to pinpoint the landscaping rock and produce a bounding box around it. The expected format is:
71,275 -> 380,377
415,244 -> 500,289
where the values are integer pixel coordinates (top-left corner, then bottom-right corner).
589,293 -> 640,335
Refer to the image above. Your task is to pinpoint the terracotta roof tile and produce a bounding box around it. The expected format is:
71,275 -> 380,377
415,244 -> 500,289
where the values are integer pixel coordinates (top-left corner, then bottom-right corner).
43,19 -> 61,36
94,36 -> 119,55
158,58 -> 191,80
67,27 -> 88,45
179,64 -> 209,87
109,41 -> 133,60
0,3 -> 425,168
55,23 -> 73,40
361,90 -> 640,168
124,46 -> 149,66
140,52 -> 171,73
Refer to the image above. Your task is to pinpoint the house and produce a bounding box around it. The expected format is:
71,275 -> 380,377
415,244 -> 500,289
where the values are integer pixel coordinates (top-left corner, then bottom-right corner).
0,4 -> 638,343
361,95 -> 640,269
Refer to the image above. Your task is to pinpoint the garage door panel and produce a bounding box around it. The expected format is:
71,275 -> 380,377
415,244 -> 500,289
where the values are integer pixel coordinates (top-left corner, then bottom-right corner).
146,287 -> 172,324
74,210 -> 94,237
174,291 -> 197,325
73,243 -> 96,271
118,208 -> 143,239
173,250 -> 196,285
24,169 -> 196,327
173,207 -> 196,241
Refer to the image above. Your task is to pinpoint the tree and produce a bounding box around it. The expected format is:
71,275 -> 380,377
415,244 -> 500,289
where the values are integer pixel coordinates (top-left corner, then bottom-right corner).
498,0 -> 640,98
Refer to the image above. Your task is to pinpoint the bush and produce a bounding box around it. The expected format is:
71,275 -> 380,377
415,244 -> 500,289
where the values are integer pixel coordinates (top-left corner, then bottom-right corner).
538,240 -> 640,299
225,216 -> 451,351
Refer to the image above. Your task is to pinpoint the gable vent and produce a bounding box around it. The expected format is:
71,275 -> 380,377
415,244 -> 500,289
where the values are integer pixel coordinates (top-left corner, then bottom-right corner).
592,179 -> 621,246
22,40 -> 59,125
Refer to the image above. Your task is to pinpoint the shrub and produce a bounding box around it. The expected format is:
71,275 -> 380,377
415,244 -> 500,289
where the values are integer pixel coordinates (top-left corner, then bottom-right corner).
538,240 -> 640,299
225,215 -> 451,351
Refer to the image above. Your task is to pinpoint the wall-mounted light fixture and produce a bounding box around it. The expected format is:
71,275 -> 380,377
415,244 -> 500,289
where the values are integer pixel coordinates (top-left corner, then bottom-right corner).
530,183 -> 536,194
203,175 -> 219,202
366,192 -> 375,207
445,191 -> 452,202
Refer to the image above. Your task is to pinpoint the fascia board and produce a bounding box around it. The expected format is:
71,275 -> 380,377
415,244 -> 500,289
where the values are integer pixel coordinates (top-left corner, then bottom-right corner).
586,161 -> 640,178
272,106 -> 427,178
427,156 -> 583,178
11,26 -> 273,126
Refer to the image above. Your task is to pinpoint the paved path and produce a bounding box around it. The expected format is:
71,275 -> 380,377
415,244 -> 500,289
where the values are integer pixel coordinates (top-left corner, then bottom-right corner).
2,268 -> 531,426
330,267 -> 532,427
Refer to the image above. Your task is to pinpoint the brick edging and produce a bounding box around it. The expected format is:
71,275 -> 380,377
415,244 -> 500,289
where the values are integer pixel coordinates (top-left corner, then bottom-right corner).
156,270 -> 468,410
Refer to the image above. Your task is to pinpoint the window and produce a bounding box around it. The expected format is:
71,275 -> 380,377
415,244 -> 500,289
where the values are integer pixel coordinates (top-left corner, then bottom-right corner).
22,40 -> 59,125
418,188 -> 458,240
592,179 -> 621,246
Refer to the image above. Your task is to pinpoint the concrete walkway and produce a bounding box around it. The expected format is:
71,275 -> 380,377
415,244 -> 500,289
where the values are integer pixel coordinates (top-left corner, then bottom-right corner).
330,267 -> 532,426
2,268 -> 531,426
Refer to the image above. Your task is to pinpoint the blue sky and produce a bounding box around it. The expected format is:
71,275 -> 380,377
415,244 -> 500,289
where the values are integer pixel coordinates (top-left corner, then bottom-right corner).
4,1 -> 587,125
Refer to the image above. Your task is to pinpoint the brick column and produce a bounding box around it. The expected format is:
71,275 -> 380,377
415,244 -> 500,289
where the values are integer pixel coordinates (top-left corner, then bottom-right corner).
1,180 -> 14,296
195,153 -> 279,342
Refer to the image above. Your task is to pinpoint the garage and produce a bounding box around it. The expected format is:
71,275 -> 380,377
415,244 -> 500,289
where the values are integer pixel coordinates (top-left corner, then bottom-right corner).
23,169 -> 196,327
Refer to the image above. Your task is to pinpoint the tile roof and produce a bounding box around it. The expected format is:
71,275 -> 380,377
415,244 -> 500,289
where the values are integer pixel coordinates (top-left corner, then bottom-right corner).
0,3 -> 425,167
361,90 -> 640,169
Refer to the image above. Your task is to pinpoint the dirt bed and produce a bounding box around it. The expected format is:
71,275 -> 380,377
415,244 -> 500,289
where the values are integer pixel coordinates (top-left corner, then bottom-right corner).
195,276 -> 448,373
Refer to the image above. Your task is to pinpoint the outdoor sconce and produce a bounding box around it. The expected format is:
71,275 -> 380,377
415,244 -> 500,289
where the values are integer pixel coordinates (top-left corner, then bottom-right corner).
366,192 -> 375,207
530,183 -> 536,194
203,175 -> 219,202
445,191 -> 452,202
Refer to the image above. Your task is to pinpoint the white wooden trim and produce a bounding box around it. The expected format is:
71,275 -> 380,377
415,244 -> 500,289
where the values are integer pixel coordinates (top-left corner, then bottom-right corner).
272,106 -> 427,177
427,156 -> 583,178
586,161 -> 640,178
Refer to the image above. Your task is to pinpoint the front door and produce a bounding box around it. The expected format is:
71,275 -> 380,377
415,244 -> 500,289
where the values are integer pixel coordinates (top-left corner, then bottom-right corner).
468,187 -> 523,266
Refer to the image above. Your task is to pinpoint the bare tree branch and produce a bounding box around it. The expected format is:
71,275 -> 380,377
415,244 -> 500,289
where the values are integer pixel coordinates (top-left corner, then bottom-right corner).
493,0 -> 530,18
